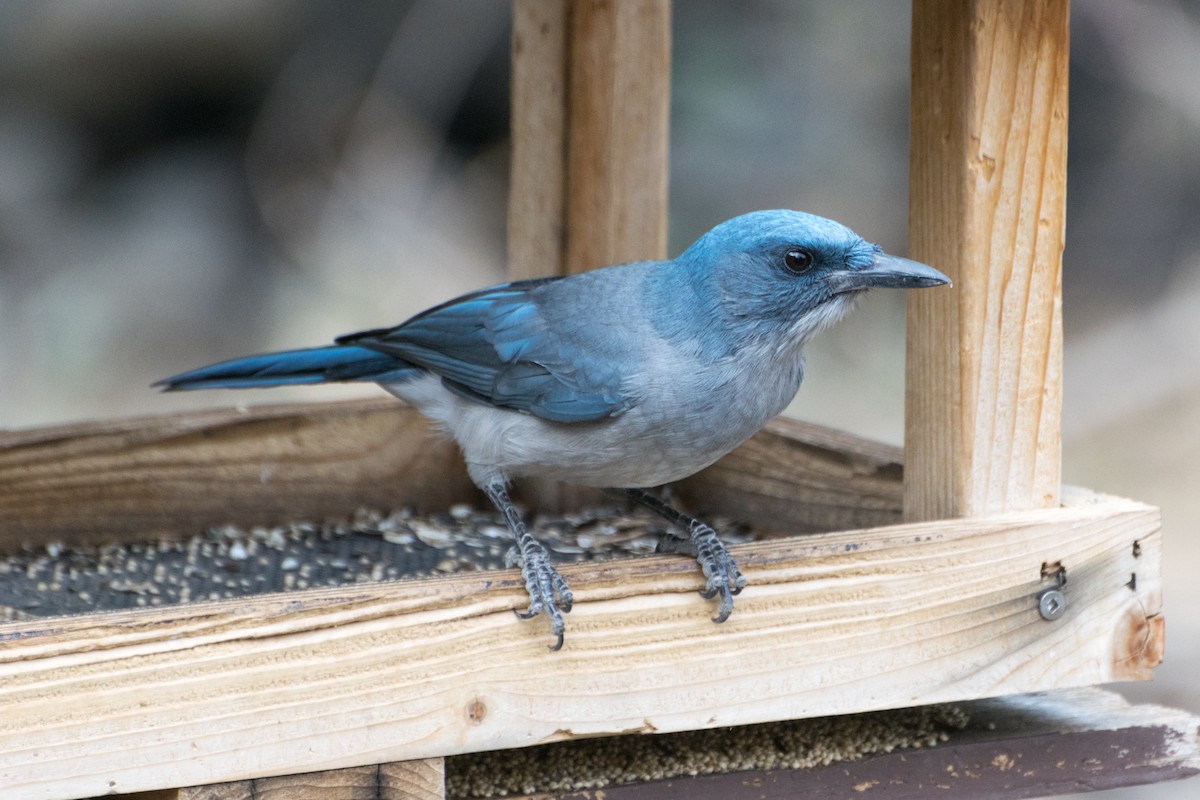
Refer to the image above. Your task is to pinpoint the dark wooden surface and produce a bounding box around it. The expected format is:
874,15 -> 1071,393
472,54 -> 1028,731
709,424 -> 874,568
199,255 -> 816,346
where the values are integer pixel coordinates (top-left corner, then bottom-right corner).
497,689 -> 1200,800
95,690 -> 1200,800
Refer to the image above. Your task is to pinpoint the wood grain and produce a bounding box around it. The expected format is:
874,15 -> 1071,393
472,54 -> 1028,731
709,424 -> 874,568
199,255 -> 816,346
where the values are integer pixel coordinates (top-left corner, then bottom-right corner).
508,0 -> 670,281
565,0 -> 670,271
175,760 -> 444,800
676,415 -> 903,534
0,494 -> 1160,799
508,0 -> 570,281
906,0 -> 1068,520
0,399 -> 479,550
0,399 -> 906,551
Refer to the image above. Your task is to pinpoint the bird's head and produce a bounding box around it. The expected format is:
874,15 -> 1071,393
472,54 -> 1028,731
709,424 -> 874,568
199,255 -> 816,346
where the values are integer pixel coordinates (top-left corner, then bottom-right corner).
678,209 -> 950,349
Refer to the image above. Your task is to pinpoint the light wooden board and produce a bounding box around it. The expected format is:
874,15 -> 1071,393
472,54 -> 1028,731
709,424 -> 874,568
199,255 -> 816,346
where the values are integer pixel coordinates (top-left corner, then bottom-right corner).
1,493 -> 1160,799
0,399 -> 476,550
906,0 -> 1069,520
507,0 -> 569,281
564,0 -> 670,272
508,0 -> 670,281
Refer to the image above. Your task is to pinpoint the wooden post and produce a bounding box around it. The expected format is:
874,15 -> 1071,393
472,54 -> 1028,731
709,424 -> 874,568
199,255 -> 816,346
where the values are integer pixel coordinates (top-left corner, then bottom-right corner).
905,0 -> 1068,521
564,0 -> 671,270
508,0 -> 570,280
508,0 -> 671,279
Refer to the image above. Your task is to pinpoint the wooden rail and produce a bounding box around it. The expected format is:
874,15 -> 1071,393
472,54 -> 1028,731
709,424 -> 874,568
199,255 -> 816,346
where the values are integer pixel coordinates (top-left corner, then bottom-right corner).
0,399 -> 903,551
0,487 -> 1161,798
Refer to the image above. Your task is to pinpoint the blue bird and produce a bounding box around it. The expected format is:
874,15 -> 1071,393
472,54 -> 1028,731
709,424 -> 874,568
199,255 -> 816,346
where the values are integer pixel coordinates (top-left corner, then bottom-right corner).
158,209 -> 950,649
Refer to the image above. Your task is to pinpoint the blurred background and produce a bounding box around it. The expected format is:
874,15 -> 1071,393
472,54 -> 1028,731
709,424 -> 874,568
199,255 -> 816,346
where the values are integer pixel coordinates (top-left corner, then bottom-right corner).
0,2 -> 1197,796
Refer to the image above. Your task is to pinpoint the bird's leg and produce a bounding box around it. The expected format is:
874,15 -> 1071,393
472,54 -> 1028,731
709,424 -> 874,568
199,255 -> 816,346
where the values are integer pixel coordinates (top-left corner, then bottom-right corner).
482,480 -> 573,651
623,488 -> 746,623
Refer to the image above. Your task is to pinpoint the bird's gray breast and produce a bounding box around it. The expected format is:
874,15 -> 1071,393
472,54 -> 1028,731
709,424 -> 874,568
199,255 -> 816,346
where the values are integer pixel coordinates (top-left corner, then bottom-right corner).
554,336 -> 805,487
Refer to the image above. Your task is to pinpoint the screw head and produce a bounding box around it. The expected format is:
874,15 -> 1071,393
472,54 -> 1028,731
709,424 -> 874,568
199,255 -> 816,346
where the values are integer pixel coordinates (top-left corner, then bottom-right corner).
1038,588 -> 1066,621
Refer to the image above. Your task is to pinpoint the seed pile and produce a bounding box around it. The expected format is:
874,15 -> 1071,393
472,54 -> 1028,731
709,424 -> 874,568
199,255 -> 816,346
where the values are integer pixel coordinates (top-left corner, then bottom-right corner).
0,505 -> 751,620
446,703 -> 971,797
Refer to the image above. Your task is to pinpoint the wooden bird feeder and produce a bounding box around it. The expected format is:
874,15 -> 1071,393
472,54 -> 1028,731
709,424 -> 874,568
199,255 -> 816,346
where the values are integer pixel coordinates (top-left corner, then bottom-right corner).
3,2 -> 1198,798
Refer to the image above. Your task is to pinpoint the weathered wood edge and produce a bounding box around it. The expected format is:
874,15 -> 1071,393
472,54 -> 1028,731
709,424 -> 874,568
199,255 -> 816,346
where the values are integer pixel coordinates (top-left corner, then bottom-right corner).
0,494 -> 1162,799
0,398 -> 904,550
495,688 -> 1200,800
0,488 -> 1145,652
166,758 -> 446,800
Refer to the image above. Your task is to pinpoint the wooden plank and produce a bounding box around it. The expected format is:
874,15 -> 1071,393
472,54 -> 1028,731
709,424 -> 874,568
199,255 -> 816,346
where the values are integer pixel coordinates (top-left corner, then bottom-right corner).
508,0 -> 670,280
905,0 -> 1068,520
677,415 -> 903,534
0,399 -> 479,550
564,0 -> 671,272
0,494 -> 1160,799
508,0 -> 569,281
177,760 -> 444,800
0,399 -> 906,551
492,689 -> 1200,800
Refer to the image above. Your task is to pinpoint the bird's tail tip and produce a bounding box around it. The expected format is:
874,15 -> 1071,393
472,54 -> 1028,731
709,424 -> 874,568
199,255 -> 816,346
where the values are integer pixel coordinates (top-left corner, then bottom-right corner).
155,345 -> 407,392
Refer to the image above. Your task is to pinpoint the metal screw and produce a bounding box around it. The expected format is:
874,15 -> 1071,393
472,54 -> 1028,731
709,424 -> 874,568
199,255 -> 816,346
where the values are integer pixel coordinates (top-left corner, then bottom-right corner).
1038,587 -> 1066,621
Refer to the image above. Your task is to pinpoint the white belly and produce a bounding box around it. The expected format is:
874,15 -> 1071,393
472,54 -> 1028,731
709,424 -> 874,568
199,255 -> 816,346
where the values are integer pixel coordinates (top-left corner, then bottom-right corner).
384,342 -> 804,489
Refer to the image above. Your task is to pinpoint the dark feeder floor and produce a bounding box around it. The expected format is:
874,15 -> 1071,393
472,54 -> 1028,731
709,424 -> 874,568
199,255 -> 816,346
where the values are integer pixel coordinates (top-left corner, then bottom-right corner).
0,504 -> 750,619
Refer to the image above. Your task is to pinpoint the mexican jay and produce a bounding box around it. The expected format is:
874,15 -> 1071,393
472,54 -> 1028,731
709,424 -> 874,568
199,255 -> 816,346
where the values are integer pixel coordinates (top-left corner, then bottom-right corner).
158,209 -> 950,649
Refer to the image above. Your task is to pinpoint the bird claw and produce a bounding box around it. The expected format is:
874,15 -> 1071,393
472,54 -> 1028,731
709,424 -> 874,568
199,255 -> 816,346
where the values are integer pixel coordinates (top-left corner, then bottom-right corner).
688,523 -> 746,624
509,543 -> 573,650
624,488 -> 748,625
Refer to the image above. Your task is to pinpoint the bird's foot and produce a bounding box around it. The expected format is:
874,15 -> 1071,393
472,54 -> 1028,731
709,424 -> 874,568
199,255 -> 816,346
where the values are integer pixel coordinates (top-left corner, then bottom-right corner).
686,521 -> 746,623
506,541 -> 573,651
622,487 -> 747,623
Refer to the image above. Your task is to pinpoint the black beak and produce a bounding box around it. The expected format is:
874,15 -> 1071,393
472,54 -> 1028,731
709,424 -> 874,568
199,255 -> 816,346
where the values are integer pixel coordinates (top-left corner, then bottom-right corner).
827,252 -> 952,295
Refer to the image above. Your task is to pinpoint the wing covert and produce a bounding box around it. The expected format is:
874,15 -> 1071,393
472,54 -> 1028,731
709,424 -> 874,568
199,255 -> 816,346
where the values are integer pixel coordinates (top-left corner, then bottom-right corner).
337,280 -> 632,423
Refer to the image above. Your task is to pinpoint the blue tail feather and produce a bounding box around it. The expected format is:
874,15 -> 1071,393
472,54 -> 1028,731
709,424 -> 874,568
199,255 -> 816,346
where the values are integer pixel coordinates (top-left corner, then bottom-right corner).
156,345 -> 414,391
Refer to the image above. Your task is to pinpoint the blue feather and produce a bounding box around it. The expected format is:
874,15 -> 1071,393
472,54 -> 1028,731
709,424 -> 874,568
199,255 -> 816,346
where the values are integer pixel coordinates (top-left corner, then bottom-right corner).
339,278 -> 634,423
156,346 -> 411,391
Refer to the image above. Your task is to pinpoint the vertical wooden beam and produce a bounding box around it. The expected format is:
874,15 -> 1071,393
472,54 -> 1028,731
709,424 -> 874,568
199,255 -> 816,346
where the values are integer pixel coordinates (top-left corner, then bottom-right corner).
508,0 -> 671,279
905,0 -> 1068,521
565,0 -> 671,270
508,0 -> 570,280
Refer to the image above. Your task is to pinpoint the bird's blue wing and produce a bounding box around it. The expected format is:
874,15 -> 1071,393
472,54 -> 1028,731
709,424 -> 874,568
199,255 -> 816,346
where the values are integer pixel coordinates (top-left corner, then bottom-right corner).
337,278 -> 632,423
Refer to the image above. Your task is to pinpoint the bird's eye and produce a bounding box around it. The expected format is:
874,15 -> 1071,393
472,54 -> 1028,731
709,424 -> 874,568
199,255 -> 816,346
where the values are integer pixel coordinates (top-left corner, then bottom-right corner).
783,249 -> 814,274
